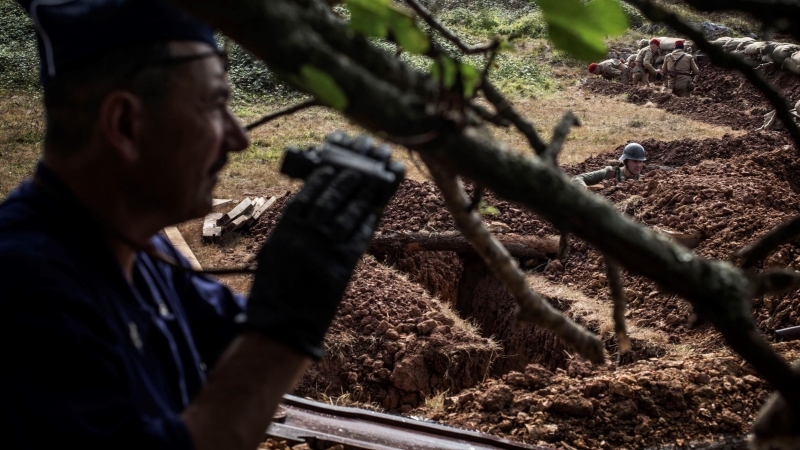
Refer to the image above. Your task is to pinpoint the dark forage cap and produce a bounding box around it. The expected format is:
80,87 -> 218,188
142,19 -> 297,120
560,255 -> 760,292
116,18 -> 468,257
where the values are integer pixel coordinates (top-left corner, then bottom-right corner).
17,0 -> 217,86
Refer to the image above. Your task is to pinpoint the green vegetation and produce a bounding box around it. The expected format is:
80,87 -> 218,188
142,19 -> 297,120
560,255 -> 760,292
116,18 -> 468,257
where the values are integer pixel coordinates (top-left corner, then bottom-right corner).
0,0 -> 39,93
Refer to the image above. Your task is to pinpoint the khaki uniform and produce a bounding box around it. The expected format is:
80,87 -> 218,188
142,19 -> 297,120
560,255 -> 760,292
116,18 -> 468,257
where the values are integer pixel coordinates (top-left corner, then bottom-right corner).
595,58 -> 630,82
572,166 -> 639,188
760,100 -> 800,131
633,47 -> 658,87
661,49 -> 700,97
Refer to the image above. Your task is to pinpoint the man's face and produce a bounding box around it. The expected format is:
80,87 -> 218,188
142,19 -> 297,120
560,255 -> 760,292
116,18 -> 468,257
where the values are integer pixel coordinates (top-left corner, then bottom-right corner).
133,42 -> 249,223
650,43 -> 659,53
625,159 -> 644,176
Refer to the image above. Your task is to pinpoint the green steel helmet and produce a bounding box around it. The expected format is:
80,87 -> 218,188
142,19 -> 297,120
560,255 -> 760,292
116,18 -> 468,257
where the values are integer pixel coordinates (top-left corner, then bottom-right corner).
620,143 -> 646,162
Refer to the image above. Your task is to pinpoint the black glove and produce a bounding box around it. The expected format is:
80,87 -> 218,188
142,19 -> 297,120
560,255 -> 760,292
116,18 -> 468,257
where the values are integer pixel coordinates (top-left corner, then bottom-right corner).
656,71 -> 663,81
245,134 -> 404,360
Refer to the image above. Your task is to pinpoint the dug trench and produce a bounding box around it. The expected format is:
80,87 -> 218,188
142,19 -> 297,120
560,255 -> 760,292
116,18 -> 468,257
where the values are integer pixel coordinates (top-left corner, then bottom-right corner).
584,58 -> 800,132
240,127 -> 800,448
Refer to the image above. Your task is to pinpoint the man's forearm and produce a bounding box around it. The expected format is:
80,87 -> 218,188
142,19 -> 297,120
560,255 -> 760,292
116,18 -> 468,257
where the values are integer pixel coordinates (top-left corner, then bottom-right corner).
182,333 -> 310,450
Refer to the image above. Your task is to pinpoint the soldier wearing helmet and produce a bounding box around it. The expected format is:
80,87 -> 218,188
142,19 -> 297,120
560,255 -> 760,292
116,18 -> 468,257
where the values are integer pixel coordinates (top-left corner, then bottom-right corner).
572,143 -> 647,188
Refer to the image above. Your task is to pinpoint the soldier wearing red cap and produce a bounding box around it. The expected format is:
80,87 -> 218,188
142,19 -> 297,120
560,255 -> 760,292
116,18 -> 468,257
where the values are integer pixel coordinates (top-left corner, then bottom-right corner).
633,38 -> 661,87
661,39 -> 700,97
588,58 -> 630,82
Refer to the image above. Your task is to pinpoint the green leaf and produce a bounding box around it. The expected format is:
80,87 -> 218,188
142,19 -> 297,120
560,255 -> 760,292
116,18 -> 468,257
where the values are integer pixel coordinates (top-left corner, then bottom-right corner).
345,0 -> 390,38
431,56 -> 458,89
388,11 -> 430,54
584,0 -> 629,35
298,65 -> 348,111
460,63 -> 481,98
345,0 -> 429,54
535,0 -> 628,62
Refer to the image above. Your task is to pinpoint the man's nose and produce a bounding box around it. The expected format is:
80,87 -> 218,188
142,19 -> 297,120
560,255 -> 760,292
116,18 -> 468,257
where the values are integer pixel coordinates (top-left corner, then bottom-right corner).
223,108 -> 250,153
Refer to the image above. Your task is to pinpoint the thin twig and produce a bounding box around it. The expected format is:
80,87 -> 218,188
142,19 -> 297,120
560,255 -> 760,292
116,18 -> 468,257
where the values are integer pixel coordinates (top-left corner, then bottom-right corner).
624,0 -> 800,154
735,216 -> 800,268
468,185 -> 484,212
680,0 -> 800,43
605,256 -> 632,357
542,112 -> 581,166
467,102 -> 512,127
245,99 -> 320,131
558,233 -> 570,260
482,81 -> 548,154
402,0 -> 496,54
481,44 -> 500,83
422,154 -> 605,364
753,268 -> 800,297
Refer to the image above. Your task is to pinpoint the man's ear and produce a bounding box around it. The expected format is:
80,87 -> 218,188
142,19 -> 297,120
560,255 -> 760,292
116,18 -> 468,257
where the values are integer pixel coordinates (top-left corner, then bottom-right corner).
98,91 -> 146,163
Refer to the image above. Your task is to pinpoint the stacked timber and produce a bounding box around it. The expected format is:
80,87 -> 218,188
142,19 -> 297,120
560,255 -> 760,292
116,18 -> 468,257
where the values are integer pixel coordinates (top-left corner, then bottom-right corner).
203,196 -> 276,243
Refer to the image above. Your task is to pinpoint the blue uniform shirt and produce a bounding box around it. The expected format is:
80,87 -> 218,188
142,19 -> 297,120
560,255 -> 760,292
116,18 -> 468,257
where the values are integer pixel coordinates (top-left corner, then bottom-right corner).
0,164 -> 246,449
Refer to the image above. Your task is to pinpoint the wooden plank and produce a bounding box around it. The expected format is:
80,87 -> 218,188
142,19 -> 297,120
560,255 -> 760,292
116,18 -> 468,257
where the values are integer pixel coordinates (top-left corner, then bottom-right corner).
163,226 -> 203,271
217,197 -> 253,226
212,198 -> 233,207
203,213 -> 224,243
224,215 -> 249,233
249,196 -> 277,225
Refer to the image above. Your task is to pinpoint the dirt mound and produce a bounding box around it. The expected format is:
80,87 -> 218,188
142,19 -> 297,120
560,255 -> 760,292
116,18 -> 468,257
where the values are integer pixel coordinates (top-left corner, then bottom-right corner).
553,140 -> 800,347
378,179 -> 555,236
584,60 -> 800,130
294,256 -> 499,413
563,131 -> 796,191
413,342 -> 800,450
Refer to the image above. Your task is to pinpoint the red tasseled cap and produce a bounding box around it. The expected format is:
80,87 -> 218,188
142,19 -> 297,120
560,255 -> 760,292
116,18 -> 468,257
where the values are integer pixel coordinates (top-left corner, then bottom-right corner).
675,39 -> 685,47
650,38 -> 660,46
588,63 -> 598,73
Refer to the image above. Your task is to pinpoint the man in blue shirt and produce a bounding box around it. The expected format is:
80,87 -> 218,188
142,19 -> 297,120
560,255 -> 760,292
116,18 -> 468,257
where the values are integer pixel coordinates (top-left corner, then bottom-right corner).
0,1 -> 403,449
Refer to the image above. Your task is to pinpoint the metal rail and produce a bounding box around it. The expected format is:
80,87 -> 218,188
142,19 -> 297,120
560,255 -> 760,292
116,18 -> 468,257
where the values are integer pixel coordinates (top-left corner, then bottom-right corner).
266,395 -> 549,449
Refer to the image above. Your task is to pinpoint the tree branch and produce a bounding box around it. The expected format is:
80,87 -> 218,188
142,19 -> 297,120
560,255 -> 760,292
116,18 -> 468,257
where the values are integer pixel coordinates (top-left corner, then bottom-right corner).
244,99 -> 320,131
680,0 -> 800,43
734,216 -> 800,268
168,0 -> 800,413
482,81 -> 548,154
402,0 -> 497,54
422,154 -> 605,363
605,256 -> 631,356
542,112 -> 581,166
624,0 -> 800,154
753,268 -> 800,297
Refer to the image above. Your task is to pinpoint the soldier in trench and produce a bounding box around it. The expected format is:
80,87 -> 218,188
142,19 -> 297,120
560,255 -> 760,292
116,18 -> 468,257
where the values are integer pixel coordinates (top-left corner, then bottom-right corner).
0,0 -> 403,449
759,99 -> 800,131
632,39 -> 662,87
572,143 -> 647,188
661,40 -> 700,98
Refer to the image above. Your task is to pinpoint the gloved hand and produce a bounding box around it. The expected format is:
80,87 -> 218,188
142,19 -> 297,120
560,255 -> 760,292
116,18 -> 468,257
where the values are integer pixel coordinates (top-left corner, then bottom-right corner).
656,70 -> 663,81
245,134 -> 404,360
